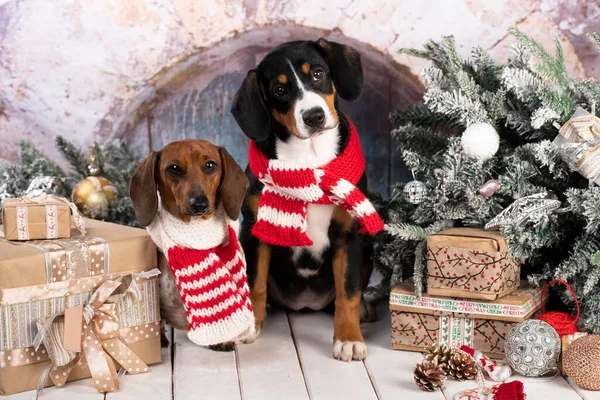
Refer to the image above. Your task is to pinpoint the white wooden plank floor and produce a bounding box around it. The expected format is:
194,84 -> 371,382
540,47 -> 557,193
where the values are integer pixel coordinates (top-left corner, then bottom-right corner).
15,307 -> 598,400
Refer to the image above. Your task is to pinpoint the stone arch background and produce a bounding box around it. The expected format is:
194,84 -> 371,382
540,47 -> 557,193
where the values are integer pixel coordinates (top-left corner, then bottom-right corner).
122,25 -> 423,195
1,0 -> 597,195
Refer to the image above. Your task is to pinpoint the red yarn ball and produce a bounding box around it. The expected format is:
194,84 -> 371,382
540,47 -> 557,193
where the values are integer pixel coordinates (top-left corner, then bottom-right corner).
536,311 -> 580,337
536,279 -> 581,338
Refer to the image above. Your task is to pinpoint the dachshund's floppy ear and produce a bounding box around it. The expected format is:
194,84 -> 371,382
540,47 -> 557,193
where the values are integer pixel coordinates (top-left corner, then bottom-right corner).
129,151 -> 159,227
314,38 -> 363,102
231,70 -> 271,142
219,147 -> 249,221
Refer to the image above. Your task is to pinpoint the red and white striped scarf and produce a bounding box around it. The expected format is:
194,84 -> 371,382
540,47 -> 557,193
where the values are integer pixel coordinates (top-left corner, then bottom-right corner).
147,205 -> 254,346
248,119 -> 384,247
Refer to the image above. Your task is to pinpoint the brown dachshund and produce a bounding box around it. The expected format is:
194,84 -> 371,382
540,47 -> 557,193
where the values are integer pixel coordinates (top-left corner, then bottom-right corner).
129,139 -> 248,350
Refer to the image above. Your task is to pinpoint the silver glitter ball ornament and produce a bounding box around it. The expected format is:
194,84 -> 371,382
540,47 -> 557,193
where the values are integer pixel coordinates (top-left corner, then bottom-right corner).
505,320 -> 560,377
403,180 -> 428,204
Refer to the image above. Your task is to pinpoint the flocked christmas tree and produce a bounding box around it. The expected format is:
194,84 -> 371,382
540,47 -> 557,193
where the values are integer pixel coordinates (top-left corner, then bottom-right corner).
372,28 -> 600,333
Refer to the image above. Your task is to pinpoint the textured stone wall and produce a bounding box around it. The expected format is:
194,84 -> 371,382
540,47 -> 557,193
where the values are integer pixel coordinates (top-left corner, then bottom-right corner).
0,0 -> 596,167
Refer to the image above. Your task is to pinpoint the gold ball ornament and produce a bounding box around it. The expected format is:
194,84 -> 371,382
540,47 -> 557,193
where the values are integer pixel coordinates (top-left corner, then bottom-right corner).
72,176 -> 118,220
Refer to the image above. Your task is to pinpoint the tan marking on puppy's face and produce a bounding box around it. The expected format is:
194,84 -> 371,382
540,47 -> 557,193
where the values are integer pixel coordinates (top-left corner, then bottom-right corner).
302,62 -> 311,74
272,109 -> 303,138
318,84 -> 338,125
157,140 -> 223,222
277,74 -> 288,84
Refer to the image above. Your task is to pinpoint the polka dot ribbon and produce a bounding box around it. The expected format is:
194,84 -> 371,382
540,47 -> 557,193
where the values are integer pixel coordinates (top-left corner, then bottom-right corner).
35,275 -> 150,395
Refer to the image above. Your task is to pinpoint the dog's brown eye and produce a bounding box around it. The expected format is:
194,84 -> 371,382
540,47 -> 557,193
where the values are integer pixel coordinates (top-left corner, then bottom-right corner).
274,85 -> 286,97
312,68 -> 324,81
167,164 -> 183,177
204,161 -> 218,174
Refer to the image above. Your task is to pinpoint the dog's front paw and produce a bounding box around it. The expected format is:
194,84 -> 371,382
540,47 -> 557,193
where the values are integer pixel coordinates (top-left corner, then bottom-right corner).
242,320 -> 263,344
332,340 -> 367,362
208,342 -> 236,352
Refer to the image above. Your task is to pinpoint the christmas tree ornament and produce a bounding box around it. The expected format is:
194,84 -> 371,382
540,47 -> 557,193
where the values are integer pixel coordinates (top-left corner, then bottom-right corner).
403,173 -> 428,205
424,344 -> 454,373
563,334 -> 600,390
478,180 -> 501,198
485,192 -> 561,230
24,176 -> 62,197
447,352 -> 477,381
72,176 -> 118,220
536,279 -> 580,338
87,142 -> 102,177
461,122 -> 500,162
414,359 -> 447,391
505,320 -> 560,377
460,346 -> 513,382
553,107 -> 600,185
453,381 -> 525,400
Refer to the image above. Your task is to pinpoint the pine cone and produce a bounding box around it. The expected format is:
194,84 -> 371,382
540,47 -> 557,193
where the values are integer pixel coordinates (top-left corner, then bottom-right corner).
447,352 -> 477,381
424,344 -> 453,373
414,359 -> 447,391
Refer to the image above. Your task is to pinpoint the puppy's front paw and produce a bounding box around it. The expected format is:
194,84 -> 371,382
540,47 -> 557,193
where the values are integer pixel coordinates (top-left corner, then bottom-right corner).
332,340 -> 367,362
208,342 -> 236,352
242,320 -> 263,344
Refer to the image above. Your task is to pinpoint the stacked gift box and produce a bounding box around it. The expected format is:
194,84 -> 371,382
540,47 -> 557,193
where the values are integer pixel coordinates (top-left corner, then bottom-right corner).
389,228 -> 548,358
0,196 -> 162,395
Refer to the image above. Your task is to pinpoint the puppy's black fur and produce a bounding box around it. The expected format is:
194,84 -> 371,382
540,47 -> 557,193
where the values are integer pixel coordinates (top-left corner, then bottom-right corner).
232,39 -> 372,359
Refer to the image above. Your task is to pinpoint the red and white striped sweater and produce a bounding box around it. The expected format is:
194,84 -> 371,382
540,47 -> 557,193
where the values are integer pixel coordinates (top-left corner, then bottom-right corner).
147,204 -> 254,346
248,119 -> 384,247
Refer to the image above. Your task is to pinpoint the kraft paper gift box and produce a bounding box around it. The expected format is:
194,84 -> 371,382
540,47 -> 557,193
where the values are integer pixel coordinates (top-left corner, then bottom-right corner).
389,280 -> 547,358
0,219 -> 161,395
426,228 -> 521,300
1,195 -> 85,241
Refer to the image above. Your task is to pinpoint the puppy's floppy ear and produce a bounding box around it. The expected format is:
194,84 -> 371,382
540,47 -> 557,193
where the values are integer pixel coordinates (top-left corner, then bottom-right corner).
219,147 -> 249,221
129,151 -> 159,227
314,38 -> 363,102
231,70 -> 271,142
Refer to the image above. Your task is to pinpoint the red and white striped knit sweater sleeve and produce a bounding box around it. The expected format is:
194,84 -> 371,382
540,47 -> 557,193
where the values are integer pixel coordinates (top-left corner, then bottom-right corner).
166,226 -> 253,346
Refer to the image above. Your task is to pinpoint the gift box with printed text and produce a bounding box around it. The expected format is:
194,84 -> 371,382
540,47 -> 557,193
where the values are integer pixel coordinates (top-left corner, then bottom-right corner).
426,228 -> 520,300
389,280 -> 547,358
1,195 -> 86,241
0,219 -> 161,395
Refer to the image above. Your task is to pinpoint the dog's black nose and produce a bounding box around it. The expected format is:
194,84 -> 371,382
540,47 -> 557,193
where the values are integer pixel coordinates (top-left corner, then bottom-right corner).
189,196 -> 209,215
302,107 -> 325,129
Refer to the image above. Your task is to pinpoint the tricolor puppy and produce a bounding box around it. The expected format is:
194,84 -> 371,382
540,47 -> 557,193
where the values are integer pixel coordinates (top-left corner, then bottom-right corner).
129,139 -> 252,350
231,39 -> 384,361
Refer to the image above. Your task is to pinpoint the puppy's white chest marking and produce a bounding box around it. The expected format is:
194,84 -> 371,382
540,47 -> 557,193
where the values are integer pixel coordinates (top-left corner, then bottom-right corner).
293,203 -> 335,264
275,123 -> 339,266
275,128 -> 339,168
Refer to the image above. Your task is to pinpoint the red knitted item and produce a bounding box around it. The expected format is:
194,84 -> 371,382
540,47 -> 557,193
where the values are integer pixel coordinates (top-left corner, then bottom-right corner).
248,119 -> 384,246
167,227 -> 254,345
536,279 -> 580,337
492,381 -> 525,400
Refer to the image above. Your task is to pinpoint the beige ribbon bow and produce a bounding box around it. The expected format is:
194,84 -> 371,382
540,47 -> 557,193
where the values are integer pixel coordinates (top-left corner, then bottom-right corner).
34,275 -> 150,395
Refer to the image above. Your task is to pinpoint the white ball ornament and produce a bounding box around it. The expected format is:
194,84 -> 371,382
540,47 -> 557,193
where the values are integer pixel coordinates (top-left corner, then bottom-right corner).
461,122 -> 500,162
505,320 -> 560,377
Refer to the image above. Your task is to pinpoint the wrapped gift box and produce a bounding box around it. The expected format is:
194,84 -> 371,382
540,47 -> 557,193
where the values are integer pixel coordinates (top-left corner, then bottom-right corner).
2,196 -> 85,241
426,228 -> 520,300
389,280 -> 547,358
0,219 -> 161,395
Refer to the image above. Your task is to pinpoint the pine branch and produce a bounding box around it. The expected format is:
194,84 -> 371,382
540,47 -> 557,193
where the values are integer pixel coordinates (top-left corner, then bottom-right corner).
588,32 -> 600,52
385,220 -> 453,241
55,136 -> 89,178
